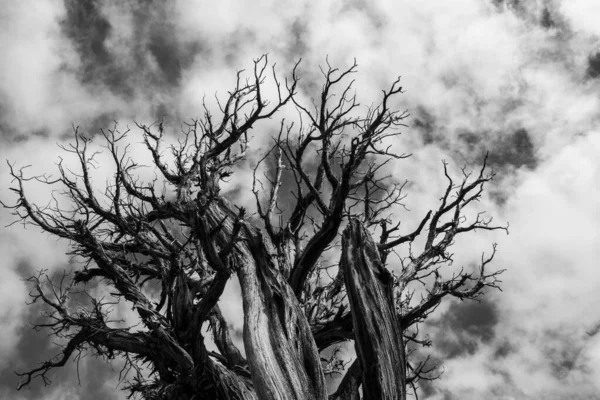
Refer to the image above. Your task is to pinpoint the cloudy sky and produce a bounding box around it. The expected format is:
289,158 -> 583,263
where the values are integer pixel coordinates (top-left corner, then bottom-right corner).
1,0 -> 600,399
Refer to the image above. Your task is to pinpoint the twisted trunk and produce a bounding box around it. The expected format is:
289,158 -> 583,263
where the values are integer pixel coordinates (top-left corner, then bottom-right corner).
238,233 -> 327,399
203,199 -> 328,400
341,220 -> 407,400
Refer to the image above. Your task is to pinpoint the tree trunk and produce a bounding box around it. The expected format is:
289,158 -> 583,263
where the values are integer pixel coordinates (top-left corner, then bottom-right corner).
237,228 -> 328,400
341,220 -> 407,400
205,199 -> 328,400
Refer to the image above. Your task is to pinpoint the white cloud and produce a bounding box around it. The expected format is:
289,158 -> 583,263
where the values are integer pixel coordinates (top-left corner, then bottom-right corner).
426,129 -> 600,398
2,0 -> 600,398
560,0 -> 600,36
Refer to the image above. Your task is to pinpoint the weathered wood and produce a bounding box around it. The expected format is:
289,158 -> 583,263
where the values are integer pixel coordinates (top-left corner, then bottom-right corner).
341,219 -> 407,400
205,199 -> 327,400
238,227 -> 328,400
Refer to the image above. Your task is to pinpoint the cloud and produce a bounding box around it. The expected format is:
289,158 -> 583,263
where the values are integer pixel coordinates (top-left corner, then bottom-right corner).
418,132 -> 600,398
2,0 -> 600,398
560,0 -> 600,36
0,266 -> 28,366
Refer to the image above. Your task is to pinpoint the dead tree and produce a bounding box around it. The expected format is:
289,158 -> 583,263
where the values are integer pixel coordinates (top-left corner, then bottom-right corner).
3,55 -> 507,399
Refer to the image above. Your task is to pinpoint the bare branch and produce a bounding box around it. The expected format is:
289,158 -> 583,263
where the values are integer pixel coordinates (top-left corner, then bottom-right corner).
3,56 -> 506,400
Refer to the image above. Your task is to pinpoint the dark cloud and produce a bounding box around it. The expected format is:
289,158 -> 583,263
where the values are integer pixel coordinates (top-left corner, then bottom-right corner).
131,4 -> 205,87
432,298 -> 500,359
61,0 -> 205,102
412,106 -> 436,145
75,357 -> 127,400
448,299 -> 499,342
152,102 -> 173,122
147,24 -> 184,87
586,321 -> 600,337
0,288 -> 90,397
488,128 -> 537,170
57,111 -> 119,141
544,330 -> 585,380
1,261 -> 134,399
491,0 -> 567,32
456,128 -> 537,172
540,7 -> 555,29
4,354 -> 127,400
413,109 -> 538,174
88,112 -> 118,133
31,128 -> 51,138
0,312 -> 56,398
415,299 -> 504,397
586,51 -> 600,79
286,18 -> 309,60
493,339 -> 514,359
61,0 -> 132,96
490,0 -> 504,9
457,130 -> 481,152
0,110 -> 14,141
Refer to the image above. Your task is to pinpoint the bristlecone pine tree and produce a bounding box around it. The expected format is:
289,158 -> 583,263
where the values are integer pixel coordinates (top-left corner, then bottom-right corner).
4,56 -> 507,399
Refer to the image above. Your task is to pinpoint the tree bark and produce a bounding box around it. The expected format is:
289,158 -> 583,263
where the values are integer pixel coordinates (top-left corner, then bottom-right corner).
204,199 -> 327,400
341,220 -> 407,400
238,229 -> 327,400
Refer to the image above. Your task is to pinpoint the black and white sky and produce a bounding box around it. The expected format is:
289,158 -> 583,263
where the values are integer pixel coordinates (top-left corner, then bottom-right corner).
1,1 -> 600,399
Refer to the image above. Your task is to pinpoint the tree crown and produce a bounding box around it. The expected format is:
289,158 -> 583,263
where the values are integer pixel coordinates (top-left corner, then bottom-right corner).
3,56 -> 507,399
